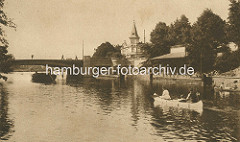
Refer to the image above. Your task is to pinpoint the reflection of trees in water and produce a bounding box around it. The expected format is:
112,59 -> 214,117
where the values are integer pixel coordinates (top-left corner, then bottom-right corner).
66,75 -> 85,85
0,84 -> 14,140
130,80 -> 153,126
151,106 -> 203,140
66,76 -> 239,141
66,77 -> 154,120
210,91 -> 240,110
66,77 -> 128,113
151,105 -> 239,141
200,110 -> 239,141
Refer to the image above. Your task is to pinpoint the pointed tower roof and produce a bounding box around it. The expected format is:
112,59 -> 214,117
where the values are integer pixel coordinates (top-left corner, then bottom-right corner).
129,21 -> 139,39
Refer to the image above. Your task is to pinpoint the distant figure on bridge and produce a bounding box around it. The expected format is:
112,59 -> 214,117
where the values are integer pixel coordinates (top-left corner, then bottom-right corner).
31,55 -> 34,59
75,56 -> 78,60
61,55 -> 64,60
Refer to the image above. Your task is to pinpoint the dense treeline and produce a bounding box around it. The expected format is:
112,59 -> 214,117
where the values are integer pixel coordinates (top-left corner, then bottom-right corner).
0,0 -> 15,80
94,1 -> 240,74
145,0 -> 240,73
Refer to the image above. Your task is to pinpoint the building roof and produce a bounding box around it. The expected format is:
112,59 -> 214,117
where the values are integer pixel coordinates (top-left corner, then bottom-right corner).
129,21 -> 139,39
151,52 -> 187,60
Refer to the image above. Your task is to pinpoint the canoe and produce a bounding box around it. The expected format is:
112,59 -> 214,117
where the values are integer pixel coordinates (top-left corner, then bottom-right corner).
153,97 -> 203,113
221,89 -> 240,92
217,88 -> 240,93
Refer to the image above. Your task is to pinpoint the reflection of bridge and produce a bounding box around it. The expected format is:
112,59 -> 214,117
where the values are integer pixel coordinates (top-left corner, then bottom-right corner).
13,59 -> 83,67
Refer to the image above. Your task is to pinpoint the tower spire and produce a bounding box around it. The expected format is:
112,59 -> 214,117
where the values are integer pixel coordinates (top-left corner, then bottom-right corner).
129,20 -> 140,45
130,20 -> 139,38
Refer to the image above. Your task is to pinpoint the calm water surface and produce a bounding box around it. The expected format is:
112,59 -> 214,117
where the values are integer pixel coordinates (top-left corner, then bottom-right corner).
0,72 -> 239,142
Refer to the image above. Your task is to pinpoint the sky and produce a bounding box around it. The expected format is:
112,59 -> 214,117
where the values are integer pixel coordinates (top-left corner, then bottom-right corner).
4,0 -> 230,59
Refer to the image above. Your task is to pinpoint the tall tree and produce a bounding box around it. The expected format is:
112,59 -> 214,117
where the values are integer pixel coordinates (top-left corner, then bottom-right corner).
0,0 -> 15,80
228,0 -> 240,47
187,9 -> 226,73
150,22 -> 171,57
169,15 -> 192,45
213,0 -> 240,73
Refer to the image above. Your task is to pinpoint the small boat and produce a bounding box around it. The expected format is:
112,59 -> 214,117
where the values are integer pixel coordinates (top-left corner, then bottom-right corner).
221,89 -> 240,92
153,97 -> 203,113
217,88 -> 240,93
32,72 -> 56,83
214,87 -> 240,95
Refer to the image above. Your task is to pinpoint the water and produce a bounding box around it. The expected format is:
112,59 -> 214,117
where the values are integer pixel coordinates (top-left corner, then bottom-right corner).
0,72 -> 239,142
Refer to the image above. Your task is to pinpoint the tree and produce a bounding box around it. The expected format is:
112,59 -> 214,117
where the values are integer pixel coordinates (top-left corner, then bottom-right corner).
0,0 -> 16,80
92,42 -> 122,59
215,49 -> 240,73
148,16 -> 192,58
169,15 -> 192,45
187,9 -> 227,73
150,22 -> 171,57
213,0 -> 240,73
139,43 -> 152,58
228,0 -> 240,47
150,22 -> 170,46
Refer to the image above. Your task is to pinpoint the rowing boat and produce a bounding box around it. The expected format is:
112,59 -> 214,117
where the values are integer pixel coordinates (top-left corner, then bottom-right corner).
153,97 -> 203,113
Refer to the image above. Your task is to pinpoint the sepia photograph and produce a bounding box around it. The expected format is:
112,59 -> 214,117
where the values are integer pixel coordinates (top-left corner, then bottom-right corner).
0,0 -> 240,141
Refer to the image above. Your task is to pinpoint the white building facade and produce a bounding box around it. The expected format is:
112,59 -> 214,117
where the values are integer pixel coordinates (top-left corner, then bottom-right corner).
121,22 -> 146,66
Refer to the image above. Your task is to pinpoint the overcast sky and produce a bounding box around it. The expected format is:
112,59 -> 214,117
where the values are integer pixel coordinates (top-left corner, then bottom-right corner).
4,0 -> 230,59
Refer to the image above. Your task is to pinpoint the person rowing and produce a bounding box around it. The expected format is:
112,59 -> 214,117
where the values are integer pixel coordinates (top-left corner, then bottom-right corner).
179,89 -> 200,103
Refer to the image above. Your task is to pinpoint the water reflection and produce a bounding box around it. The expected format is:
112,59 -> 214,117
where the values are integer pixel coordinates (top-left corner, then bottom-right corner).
151,105 -> 240,141
67,75 -> 240,141
1,73 -> 240,141
151,106 -> 202,140
0,84 -> 13,140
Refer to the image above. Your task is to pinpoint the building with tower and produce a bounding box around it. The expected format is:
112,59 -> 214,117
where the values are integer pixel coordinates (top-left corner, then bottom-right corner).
121,21 -> 146,66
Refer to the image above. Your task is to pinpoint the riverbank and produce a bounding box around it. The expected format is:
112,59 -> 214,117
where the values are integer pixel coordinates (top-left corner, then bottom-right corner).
212,67 -> 240,89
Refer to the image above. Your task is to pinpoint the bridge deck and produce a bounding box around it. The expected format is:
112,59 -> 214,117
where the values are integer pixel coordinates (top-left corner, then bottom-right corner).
12,58 -> 114,67
13,59 -> 83,67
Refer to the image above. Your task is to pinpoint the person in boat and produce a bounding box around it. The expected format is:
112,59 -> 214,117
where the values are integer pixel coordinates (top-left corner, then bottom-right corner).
186,89 -> 200,103
232,80 -> 238,90
219,82 -> 225,90
159,86 -> 171,100
0,74 -> 7,81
